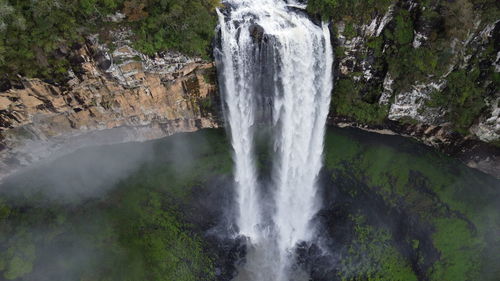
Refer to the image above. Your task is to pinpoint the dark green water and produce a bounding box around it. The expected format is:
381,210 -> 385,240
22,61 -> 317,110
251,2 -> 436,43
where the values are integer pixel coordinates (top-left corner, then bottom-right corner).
317,128 -> 499,281
0,128 -> 498,281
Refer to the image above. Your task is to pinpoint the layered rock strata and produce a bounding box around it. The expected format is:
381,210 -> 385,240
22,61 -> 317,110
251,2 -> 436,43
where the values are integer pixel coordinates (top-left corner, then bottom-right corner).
0,40 -> 221,180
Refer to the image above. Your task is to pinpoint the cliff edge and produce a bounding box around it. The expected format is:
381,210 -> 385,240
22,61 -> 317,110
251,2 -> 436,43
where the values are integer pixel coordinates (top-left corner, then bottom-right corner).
0,38 -> 221,179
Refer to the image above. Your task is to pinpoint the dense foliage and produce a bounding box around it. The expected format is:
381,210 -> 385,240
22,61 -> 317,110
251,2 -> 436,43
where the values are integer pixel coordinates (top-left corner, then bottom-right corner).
332,78 -> 388,124
133,0 -> 219,56
309,0 -> 499,135
0,0 -> 219,81
307,0 -> 394,22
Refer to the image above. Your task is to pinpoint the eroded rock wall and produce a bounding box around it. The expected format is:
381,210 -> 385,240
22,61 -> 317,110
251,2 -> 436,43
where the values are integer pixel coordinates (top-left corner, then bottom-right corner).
0,40 -> 221,180
325,0 -> 499,177
1,1 -> 499,179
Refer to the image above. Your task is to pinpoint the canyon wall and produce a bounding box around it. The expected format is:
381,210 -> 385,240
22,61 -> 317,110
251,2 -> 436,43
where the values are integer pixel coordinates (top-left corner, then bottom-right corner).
0,0 -> 499,179
318,0 -> 499,177
0,39 -> 221,180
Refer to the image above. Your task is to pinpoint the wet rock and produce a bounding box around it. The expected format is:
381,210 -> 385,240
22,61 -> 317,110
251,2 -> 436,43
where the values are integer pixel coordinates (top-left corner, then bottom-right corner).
94,51 -> 112,70
249,24 -> 265,44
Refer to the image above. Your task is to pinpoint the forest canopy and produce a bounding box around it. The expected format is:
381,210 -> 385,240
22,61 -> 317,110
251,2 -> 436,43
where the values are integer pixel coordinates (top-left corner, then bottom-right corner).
0,0 -> 219,80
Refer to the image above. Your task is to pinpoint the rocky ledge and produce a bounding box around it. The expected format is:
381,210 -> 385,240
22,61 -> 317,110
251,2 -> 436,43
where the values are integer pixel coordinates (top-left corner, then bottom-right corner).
331,116 -> 500,178
0,39 -> 221,180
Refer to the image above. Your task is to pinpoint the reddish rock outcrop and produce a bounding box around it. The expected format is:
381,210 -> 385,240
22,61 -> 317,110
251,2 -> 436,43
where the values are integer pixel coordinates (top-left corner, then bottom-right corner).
0,41 -> 221,180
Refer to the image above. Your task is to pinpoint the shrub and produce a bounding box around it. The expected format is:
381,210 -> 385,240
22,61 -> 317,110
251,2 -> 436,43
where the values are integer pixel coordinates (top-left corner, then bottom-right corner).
132,0 -> 219,58
427,69 -> 486,134
0,0 -> 219,80
393,10 -> 414,45
332,78 -> 388,124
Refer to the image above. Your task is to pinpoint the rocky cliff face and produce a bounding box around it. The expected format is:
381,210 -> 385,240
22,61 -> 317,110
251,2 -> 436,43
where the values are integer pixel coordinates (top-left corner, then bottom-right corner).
324,0 -> 499,177
0,38 -> 221,180
1,1 -> 498,179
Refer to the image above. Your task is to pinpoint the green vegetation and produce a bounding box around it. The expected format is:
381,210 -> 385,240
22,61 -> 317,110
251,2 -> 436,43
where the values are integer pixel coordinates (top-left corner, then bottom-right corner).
0,0 -> 219,81
0,129 -> 232,281
392,10 -> 413,45
342,22 -> 357,39
133,0 -> 219,57
427,70 -> 485,134
331,79 -> 388,124
307,0 -> 393,22
381,2 -> 496,134
310,0 -> 498,135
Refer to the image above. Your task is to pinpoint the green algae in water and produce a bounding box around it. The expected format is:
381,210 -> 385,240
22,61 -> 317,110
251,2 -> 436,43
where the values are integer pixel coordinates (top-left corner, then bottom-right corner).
0,128 -> 498,281
324,128 -> 500,281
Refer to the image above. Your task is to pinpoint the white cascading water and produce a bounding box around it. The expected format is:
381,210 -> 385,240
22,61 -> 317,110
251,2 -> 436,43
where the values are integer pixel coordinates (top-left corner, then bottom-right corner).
215,0 -> 333,280
215,1 -> 263,241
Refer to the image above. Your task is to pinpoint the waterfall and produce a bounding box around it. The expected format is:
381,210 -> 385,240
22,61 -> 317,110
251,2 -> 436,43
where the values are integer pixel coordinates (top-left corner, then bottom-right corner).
215,0 -> 333,280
